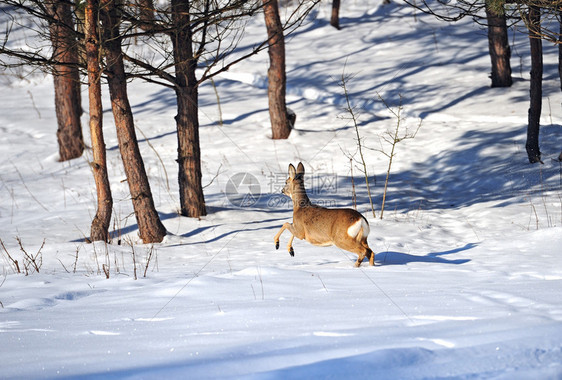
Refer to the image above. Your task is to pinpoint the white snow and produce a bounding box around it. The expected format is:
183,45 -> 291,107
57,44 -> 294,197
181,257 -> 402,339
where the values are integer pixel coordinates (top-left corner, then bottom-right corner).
1,1 -> 562,379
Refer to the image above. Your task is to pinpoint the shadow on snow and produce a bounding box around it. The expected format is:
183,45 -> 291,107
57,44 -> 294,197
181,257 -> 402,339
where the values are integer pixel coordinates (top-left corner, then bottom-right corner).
374,243 -> 475,266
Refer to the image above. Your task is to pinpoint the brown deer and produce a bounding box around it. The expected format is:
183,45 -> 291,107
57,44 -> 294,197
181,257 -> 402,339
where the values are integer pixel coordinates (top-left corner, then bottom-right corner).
274,162 -> 374,267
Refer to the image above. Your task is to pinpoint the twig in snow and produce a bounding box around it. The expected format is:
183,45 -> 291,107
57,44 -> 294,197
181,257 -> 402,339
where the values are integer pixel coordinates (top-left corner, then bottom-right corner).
0,238 -> 20,274
143,244 -> 156,278
16,237 -> 44,275
373,93 -> 421,219
73,245 -> 80,273
202,163 -> 224,189
339,69 -> 376,218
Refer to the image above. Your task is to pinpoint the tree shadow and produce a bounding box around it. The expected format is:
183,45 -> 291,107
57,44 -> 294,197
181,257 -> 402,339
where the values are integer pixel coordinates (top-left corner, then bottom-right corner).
178,224 -> 281,246
157,216 -> 287,247
384,125 -> 559,212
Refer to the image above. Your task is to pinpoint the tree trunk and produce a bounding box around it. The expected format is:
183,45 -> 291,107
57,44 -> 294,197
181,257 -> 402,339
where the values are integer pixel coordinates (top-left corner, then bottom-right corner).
485,0 -> 512,88
526,6 -> 543,164
136,0 -> 155,25
330,0 -> 340,30
171,0 -> 206,218
46,1 -> 84,161
74,2 -> 87,67
264,0 -> 292,140
85,0 -> 112,242
558,15 -> 562,92
559,16 -> 562,162
100,0 -> 166,243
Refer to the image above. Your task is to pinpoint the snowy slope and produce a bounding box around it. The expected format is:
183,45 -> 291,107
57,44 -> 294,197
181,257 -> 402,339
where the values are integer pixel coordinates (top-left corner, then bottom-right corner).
1,1 -> 562,379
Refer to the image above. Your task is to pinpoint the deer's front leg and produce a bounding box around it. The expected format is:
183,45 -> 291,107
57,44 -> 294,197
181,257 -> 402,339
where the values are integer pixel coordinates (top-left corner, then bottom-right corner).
274,222 -> 291,250
287,234 -> 295,257
274,222 -> 297,256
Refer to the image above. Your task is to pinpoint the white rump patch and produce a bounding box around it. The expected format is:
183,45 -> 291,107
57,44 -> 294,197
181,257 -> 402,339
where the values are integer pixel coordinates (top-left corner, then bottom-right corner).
347,218 -> 370,238
347,220 -> 362,238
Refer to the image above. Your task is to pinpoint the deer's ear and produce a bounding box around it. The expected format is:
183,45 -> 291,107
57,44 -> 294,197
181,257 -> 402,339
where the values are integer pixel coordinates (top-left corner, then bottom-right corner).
288,164 -> 296,179
296,162 -> 305,176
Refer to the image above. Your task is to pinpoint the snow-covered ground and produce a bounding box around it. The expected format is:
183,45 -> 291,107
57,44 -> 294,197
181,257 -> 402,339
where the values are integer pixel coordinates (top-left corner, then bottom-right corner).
1,1 -> 562,379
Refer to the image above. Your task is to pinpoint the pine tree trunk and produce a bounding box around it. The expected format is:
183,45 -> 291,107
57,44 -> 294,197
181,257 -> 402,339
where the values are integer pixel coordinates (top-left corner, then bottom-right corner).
485,0 -> 512,88
46,1 -> 84,161
264,0 -> 292,140
526,6 -> 543,164
100,0 -> 166,243
330,0 -> 340,30
86,0 -> 112,242
171,0 -> 206,218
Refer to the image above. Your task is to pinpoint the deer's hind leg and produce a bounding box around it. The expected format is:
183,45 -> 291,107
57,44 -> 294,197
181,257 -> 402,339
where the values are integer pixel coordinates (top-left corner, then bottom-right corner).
354,249 -> 367,268
361,238 -> 375,266
365,247 -> 374,266
345,243 -> 373,268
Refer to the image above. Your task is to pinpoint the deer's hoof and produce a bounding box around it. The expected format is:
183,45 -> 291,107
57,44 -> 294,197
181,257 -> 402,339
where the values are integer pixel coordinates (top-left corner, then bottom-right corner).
289,247 -> 294,257
275,241 -> 279,250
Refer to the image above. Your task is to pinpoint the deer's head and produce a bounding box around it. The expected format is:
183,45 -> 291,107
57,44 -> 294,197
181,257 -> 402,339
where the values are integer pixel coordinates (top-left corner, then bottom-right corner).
282,162 -> 306,201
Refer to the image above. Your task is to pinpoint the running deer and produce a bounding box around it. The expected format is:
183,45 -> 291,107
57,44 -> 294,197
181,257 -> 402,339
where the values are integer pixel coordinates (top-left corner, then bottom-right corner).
274,162 -> 374,267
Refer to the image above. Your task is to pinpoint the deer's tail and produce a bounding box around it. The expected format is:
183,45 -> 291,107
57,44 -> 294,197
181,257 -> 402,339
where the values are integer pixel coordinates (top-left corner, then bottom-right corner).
347,216 -> 370,242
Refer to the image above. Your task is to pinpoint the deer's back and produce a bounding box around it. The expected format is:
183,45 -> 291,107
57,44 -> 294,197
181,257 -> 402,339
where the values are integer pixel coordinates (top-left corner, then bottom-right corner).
294,206 -> 366,246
